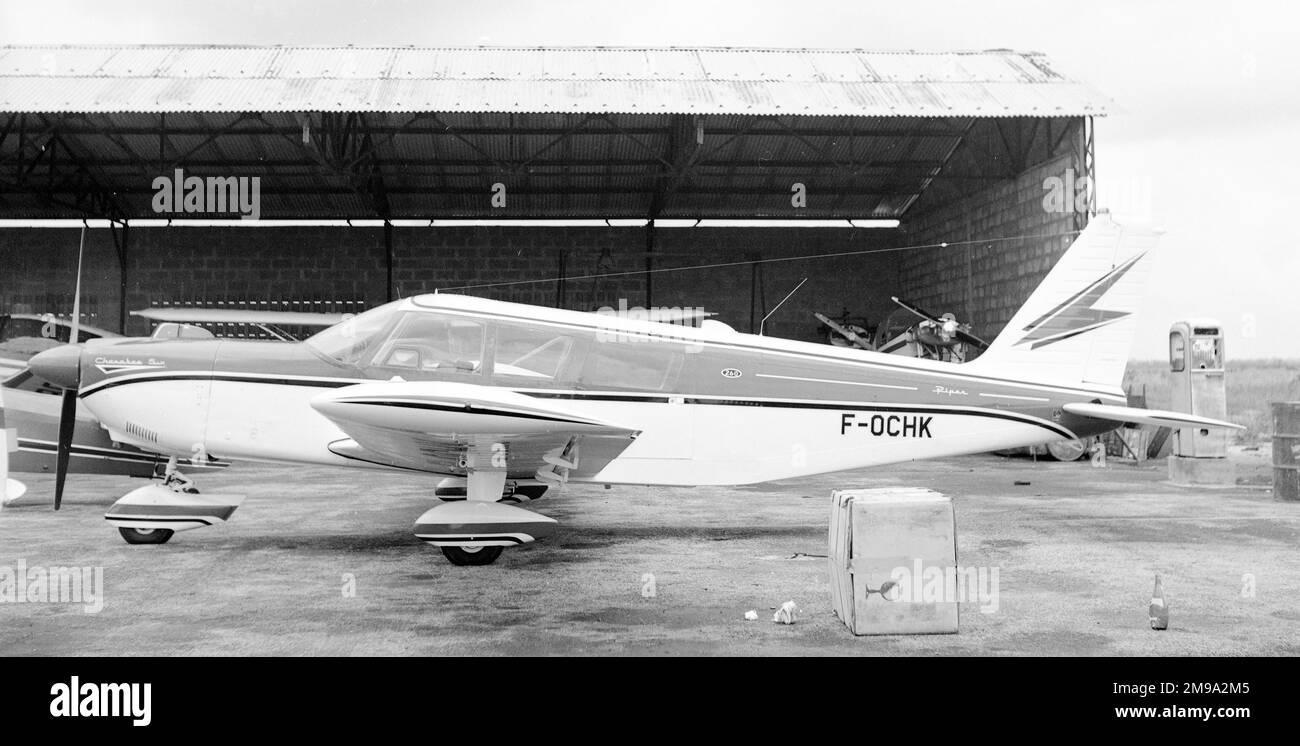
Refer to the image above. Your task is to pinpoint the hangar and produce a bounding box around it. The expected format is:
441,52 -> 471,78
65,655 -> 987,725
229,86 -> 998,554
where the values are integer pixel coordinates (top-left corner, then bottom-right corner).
0,45 -> 1106,345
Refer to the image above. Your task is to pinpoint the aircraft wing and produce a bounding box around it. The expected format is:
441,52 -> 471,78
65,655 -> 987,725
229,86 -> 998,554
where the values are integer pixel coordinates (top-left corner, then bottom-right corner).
310,381 -> 641,479
131,307 -> 348,327
1062,402 -> 1245,430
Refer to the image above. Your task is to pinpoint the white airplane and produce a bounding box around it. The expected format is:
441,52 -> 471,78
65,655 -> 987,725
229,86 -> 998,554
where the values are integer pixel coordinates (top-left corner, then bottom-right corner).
24,214 -> 1242,565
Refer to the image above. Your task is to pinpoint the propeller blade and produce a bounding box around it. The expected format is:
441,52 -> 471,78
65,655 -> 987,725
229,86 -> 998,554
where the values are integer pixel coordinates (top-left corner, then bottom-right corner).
54,388 -> 77,510
815,312 -> 871,349
954,328 -> 991,351
53,224 -> 87,511
890,295 -> 944,325
890,296 -> 990,350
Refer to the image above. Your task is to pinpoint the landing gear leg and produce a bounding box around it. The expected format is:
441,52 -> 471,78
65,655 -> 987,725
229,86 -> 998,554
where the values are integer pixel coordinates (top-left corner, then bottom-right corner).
445,469 -> 508,565
157,456 -> 199,494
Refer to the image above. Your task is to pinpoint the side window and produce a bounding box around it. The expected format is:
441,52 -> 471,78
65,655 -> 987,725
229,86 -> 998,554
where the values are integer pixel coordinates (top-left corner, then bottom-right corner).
370,313 -> 485,376
580,340 -> 683,391
0,317 -> 62,354
6,317 -> 46,340
1169,332 -> 1186,372
492,324 -> 574,382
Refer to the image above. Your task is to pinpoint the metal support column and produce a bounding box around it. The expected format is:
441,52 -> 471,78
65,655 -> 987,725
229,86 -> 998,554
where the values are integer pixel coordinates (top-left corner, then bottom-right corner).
1085,116 -> 1096,216
556,249 -> 567,309
383,220 -> 394,302
109,220 -> 130,334
1074,116 -> 1095,233
644,218 -> 656,308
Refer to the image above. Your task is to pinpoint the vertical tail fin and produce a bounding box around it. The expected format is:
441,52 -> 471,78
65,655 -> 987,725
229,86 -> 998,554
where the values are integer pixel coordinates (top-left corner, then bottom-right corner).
969,214 -> 1161,390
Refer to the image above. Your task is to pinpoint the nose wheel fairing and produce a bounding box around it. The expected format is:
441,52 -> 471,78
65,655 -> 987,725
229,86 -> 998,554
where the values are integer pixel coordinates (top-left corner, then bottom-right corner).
105,484 -> 244,538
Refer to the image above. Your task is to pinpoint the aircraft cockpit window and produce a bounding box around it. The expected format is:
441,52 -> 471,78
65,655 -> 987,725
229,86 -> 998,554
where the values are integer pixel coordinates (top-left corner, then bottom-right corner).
304,300 -> 403,366
492,324 -> 573,381
369,313 -> 485,375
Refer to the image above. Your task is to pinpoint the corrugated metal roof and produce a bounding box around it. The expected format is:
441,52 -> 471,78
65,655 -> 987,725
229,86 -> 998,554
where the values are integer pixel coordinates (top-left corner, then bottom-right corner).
0,45 -> 1108,116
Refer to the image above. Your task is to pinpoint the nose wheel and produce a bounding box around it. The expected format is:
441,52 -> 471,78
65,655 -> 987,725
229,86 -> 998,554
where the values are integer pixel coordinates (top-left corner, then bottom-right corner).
118,526 -> 175,545
440,545 -> 504,566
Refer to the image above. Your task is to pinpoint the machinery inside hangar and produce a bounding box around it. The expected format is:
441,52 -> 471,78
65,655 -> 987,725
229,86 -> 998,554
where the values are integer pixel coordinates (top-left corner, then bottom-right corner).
0,45 -> 1106,347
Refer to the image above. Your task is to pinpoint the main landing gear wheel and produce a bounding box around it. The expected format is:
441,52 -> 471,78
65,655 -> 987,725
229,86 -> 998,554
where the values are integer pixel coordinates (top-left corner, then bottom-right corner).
440,545 -> 504,566
1046,438 -> 1089,462
118,527 -> 175,545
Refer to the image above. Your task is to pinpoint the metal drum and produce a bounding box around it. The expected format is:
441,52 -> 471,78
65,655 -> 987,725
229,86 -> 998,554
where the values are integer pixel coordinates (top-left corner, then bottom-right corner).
1274,402 -> 1300,502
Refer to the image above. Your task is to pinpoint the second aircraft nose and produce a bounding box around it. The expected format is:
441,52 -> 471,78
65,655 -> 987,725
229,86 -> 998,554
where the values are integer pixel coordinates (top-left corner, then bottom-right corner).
28,344 -> 82,390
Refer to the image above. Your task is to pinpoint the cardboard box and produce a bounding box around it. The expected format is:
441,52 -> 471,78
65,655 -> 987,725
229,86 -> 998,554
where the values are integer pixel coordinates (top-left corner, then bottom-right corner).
829,487 -> 959,635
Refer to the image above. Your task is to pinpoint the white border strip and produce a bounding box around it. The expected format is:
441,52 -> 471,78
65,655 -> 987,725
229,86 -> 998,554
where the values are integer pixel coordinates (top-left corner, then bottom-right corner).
755,373 -> 917,391
978,392 -> 1051,402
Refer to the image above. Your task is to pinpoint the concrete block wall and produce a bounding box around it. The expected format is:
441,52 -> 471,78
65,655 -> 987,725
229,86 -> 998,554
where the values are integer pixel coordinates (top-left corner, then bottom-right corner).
0,228 -> 127,332
894,152 -> 1084,346
0,226 -> 388,335
0,224 -> 901,342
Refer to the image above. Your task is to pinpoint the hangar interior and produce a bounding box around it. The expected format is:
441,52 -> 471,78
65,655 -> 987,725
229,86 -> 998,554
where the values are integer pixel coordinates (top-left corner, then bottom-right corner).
0,46 -> 1105,345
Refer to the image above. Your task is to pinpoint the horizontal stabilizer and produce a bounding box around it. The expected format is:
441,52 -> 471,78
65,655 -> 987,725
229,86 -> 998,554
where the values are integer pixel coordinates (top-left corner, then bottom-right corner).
1063,402 -> 1244,431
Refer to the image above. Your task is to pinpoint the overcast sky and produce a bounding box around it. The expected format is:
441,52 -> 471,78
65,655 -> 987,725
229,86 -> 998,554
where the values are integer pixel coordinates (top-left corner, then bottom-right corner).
2,0 -> 1296,359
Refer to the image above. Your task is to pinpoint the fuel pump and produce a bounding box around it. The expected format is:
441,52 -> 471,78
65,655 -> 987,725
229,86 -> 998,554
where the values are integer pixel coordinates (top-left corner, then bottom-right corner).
1167,319 -> 1233,484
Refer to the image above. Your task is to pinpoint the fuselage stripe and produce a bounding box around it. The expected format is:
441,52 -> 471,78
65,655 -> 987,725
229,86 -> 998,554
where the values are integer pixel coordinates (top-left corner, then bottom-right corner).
71,372 -> 1075,440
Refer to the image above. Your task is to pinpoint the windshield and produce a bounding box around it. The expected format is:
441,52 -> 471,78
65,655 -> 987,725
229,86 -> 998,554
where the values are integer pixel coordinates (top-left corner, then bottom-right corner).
303,300 -> 403,365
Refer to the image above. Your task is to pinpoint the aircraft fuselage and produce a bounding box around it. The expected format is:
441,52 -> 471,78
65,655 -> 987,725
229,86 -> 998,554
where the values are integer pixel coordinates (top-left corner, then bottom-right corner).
71,298 -> 1123,486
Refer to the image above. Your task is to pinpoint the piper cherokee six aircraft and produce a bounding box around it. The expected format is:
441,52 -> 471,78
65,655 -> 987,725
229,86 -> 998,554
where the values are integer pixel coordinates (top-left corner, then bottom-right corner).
13,215 -> 1242,565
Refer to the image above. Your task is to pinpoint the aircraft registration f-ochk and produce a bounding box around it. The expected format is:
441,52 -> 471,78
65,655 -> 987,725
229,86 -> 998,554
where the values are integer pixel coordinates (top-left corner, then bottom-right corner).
6,215 -> 1242,565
